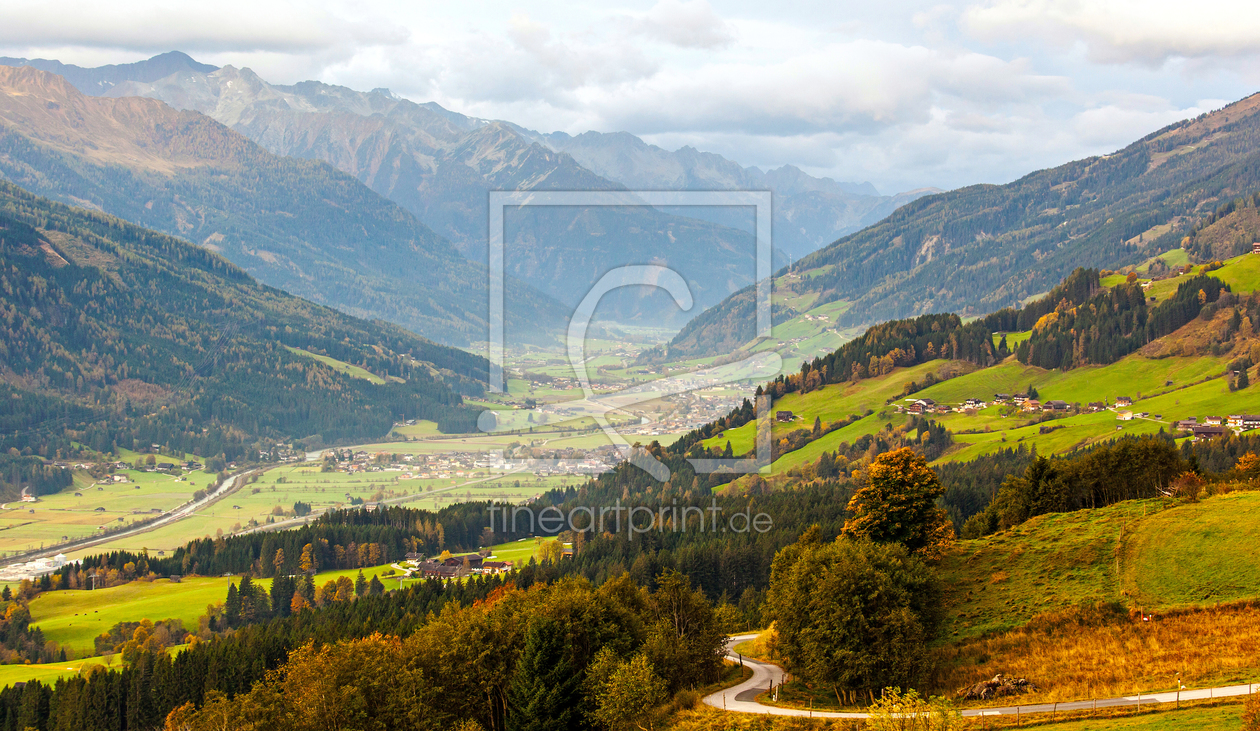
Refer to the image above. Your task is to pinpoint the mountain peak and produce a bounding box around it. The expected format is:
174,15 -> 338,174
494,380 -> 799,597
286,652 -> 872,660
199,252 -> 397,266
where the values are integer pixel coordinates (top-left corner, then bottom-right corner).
0,51 -> 217,96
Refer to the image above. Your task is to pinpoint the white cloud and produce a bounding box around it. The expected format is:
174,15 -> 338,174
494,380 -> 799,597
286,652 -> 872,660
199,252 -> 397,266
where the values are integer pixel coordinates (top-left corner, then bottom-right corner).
0,0 -> 1257,194
0,0 -> 405,54
634,0 -> 735,49
964,0 -> 1260,65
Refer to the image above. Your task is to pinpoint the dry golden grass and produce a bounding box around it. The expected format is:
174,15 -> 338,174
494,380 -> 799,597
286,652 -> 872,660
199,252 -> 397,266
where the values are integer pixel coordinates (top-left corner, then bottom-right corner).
663,706 -> 860,730
930,601 -> 1260,704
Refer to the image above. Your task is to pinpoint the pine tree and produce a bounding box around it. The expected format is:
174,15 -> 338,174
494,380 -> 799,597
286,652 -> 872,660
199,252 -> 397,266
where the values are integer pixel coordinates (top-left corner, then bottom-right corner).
355,570 -> 368,597
812,416 -> 822,438
368,575 -> 385,596
224,583 -> 241,628
506,617 -> 581,731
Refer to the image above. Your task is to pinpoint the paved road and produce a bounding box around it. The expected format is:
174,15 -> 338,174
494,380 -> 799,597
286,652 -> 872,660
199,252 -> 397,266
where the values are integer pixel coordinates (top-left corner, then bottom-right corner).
1,469 -> 259,569
704,635 -> 1259,719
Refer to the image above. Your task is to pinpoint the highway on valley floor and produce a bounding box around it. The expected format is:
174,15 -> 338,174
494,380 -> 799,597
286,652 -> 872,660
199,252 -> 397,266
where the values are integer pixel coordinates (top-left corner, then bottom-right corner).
705,634 -> 1259,719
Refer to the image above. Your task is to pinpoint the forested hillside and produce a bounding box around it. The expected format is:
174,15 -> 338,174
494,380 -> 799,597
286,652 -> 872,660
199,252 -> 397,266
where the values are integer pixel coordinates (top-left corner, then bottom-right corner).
670,91 -> 1260,357
0,181 -> 483,468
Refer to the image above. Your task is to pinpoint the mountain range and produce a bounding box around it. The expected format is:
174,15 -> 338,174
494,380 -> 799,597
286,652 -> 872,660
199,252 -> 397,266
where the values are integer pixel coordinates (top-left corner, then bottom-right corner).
665,91 -> 1260,359
0,52 -> 933,327
0,64 -> 566,346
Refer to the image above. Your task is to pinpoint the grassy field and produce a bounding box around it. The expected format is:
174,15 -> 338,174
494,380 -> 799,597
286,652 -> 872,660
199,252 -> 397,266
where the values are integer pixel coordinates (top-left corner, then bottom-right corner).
67,465 -> 582,557
25,558 -> 417,658
1122,491 -> 1260,608
26,576 -> 239,655
703,349 -> 1238,475
702,360 -> 952,456
0,468 -> 219,556
284,346 -> 392,384
0,655 -> 115,687
992,330 -> 1032,349
932,358 -> 1256,464
938,491 -> 1260,641
1210,253 -> 1260,293
1025,704 -> 1244,731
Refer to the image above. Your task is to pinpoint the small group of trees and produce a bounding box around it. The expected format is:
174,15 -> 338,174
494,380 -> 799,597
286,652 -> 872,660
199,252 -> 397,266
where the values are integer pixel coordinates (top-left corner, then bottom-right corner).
766,448 -> 953,704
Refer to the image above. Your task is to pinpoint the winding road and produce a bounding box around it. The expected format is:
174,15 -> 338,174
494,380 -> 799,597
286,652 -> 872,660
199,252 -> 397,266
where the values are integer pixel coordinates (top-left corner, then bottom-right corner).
705,634 -> 1259,720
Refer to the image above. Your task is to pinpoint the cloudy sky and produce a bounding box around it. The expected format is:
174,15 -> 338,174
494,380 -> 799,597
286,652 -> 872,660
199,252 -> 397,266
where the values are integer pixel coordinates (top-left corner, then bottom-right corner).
2,0 -> 1259,194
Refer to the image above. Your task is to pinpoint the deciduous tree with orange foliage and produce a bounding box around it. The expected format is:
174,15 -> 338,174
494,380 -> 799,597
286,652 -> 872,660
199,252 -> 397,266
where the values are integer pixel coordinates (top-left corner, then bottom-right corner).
843,447 -> 954,559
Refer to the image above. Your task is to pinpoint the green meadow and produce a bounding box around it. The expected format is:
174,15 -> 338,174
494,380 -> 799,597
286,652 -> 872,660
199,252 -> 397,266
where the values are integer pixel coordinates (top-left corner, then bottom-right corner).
284,346 -> 392,384
0,468 -> 219,556
937,492 -> 1260,643
702,360 -> 950,455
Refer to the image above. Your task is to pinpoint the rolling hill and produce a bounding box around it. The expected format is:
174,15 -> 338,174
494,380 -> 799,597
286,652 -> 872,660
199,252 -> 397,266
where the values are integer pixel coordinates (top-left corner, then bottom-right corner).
0,65 -> 564,346
0,179 -> 485,467
669,91 -> 1260,359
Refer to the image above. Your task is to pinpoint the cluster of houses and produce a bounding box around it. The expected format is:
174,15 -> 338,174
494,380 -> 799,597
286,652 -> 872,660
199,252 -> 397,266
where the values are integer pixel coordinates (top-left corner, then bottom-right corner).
1173,414 -> 1260,441
402,552 -> 514,580
898,394 -> 1079,415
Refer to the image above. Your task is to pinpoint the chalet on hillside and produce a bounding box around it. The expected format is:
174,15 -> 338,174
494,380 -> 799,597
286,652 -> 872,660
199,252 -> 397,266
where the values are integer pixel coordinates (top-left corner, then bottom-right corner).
418,562 -> 460,580
1043,400 -> 1070,411
963,398 -> 986,410
994,393 -> 1011,402
1022,399 -> 1041,411
1087,402 -> 1106,412
1116,396 -> 1133,407
1252,242 -> 1260,254
775,411 -> 795,422
1012,394 -> 1028,405
1174,418 -> 1198,430
442,554 -> 484,569
1204,416 -> 1225,426
1116,410 -> 1134,421
1192,425 -> 1230,441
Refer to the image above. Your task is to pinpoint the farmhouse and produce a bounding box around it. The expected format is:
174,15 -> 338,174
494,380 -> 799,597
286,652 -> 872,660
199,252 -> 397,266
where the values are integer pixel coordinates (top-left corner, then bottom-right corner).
963,398 -> 986,409
442,554 -> 484,569
1012,394 -> 1028,405
1204,416 -> 1225,426
1116,410 -> 1134,421
418,562 -> 460,580
1116,396 -> 1133,407
1193,425 -> 1231,441
993,393 -> 1011,402
1087,402 -> 1106,412
1022,399 -> 1041,411
775,410 -> 795,422
1227,415 -> 1260,430
1174,418 -> 1199,430
1043,400 -> 1070,411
